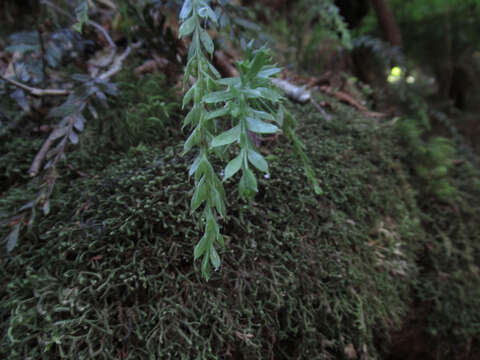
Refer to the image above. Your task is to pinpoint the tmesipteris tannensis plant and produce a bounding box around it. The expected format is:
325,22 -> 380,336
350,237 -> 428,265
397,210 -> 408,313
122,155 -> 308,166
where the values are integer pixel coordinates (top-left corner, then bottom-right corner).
179,0 -> 321,279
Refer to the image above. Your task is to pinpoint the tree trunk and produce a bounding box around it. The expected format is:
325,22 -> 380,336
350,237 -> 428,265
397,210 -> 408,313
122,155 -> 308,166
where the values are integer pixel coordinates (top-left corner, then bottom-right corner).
370,0 -> 402,47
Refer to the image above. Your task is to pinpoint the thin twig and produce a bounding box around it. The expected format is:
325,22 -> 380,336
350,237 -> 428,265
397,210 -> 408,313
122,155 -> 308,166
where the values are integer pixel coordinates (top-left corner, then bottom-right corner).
28,126 -> 68,176
89,21 -> 116,48
0,74 -> 69,96
99,43 -> 140,80
272,78 -> 311,104
310,98 -> 332,121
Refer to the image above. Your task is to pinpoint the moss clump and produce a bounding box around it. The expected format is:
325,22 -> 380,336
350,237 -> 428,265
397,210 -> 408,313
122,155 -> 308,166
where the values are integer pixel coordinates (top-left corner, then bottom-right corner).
0,135 -> 43,194
0,95 -> 423,359
101,70 -> 180,148
415,161 -> 480,356
395,116 -> 457,201
0,90 -> 478,359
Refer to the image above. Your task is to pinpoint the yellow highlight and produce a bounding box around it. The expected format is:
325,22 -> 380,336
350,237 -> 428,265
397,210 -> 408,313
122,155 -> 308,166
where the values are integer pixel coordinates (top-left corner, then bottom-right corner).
391,67 -> 402,77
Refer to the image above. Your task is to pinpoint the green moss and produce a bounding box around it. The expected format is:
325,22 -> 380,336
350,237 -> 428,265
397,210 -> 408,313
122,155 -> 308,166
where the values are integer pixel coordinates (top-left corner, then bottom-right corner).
415,161 -> 480,354
100,70 -> 180,148
0,88 -> 479,359
0,95 -> 424,359
0,135 -> 43,194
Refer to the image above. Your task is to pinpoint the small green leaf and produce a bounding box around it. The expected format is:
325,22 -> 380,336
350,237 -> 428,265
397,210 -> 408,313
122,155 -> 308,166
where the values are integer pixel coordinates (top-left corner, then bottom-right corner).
217,233 -> 225,247
183,106 -> 199,129
187,37 -> 197,60
212,174 -> 226,199
198,5 -> 218,24
207,61 -> 221,79
251,109 -> 275,121
258,88 -> 281,102
246,117 -> 279,134
210,246 -> 221,270
194,79 -> 204,103
182,85 -> 196,108
194,233 -> 208,260
212,188 -> 226,218
313,182 -> 323,195
183,126 -> 199,154
179,0 -> 193,20
211,125 -> 240,147
69,131 -> 79,144
276,106 -> 285,126
244,167 -> 258,192
179,16 -> 195,38
258,67 -> 281,78
216,77 -> 240,86
242,88 -> 262,98
190,176 -> 207,213
201,250 -> 211,280
74,115 -> 86,131
223,152 -> 243,181
6,224 -> 20,253
203,90 -> 234,103
188,155 -> 201,177
199,28 -> 214,55
72,22 -> 83,33
205,106 -> 229,120
195,155 -> 213,179
239,167 -> 258,199
248,51 -> 267,78
247,149 -> 268,172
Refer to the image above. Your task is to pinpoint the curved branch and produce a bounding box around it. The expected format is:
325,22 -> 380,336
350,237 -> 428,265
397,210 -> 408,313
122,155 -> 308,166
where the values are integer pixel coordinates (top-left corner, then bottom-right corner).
0,74 -> 69,96
28,126 -> 68,177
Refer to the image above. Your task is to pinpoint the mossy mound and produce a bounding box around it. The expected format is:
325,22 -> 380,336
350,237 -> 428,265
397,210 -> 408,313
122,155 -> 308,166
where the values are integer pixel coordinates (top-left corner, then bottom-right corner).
0,92 -> 478,359
0,135 -> 43,194
412,161 -> 480,358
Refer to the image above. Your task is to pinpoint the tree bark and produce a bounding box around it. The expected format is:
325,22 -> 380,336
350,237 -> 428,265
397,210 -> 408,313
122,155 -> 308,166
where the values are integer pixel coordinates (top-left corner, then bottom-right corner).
370,0 -> 402,47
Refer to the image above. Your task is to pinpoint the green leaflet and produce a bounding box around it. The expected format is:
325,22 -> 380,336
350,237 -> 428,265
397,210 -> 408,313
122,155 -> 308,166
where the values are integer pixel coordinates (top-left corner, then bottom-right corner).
246,117 -> 279,134
205,106 -> 229,120
203,90 -> 235,103
199,28 -> 214,55
198,4 -> 218,24
179,16 -> 196,38
216,77 -> 240,86
258,67 -> 282,78
239,167 -> 258,199
182,85 -> 196,109
247,149 -> 268,173
251,109 -> 276,122
211,125 -> 240,147
179,0 -> 193,20
183,126 -> 199,154
223,152 -> 243,181
190,176 -> 208,213
210,246 -> 221,270
193,232 -> 209,260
